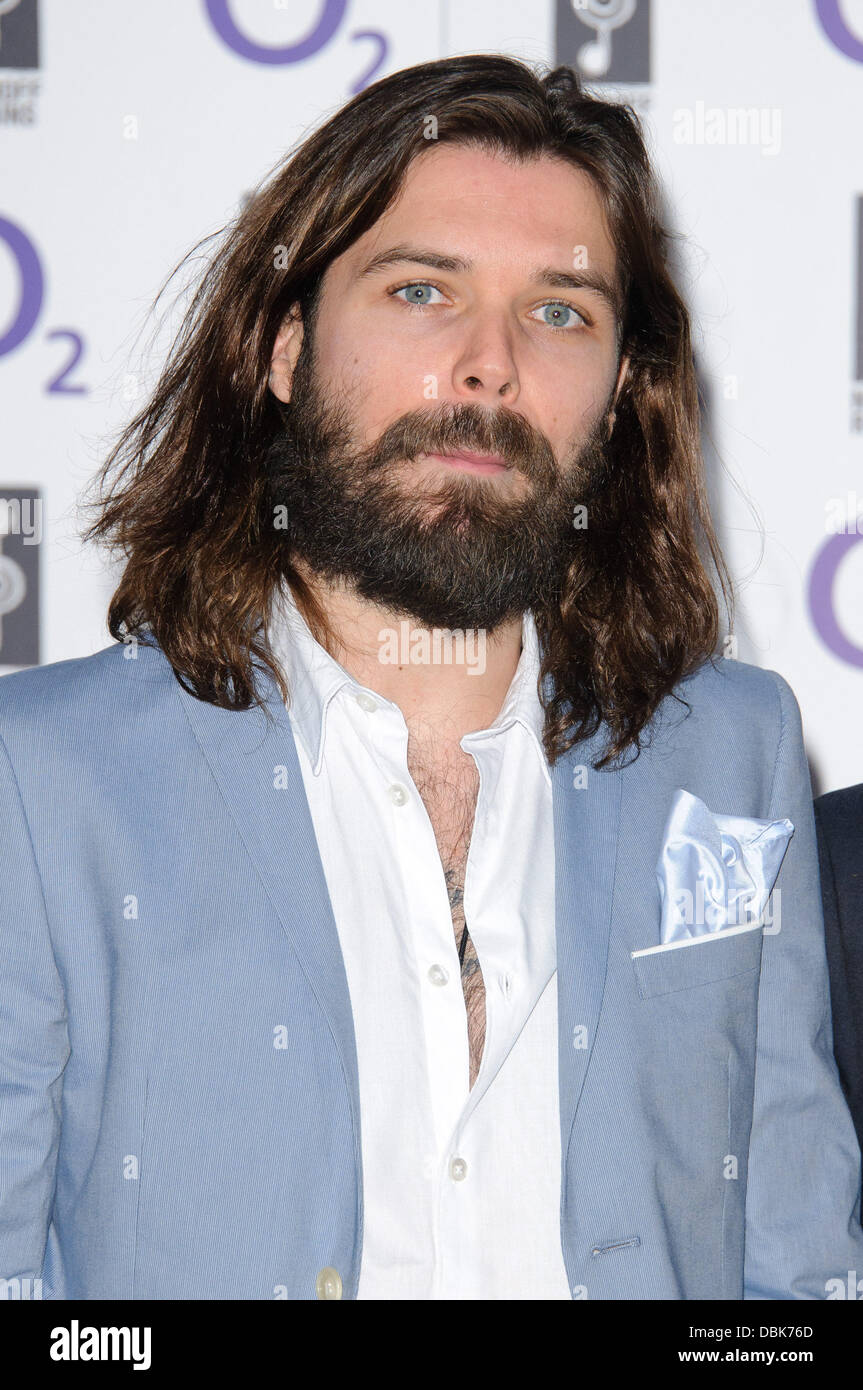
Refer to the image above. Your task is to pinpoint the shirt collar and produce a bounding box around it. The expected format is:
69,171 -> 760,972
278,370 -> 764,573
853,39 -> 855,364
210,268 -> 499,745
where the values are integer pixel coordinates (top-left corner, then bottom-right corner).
269,580 -> 352,776
268,579 -> 549,784
459,603 -> 550,785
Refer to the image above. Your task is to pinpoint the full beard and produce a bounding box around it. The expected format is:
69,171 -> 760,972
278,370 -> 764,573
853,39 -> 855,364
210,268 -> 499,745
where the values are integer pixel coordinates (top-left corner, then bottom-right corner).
264,334 -> 608,633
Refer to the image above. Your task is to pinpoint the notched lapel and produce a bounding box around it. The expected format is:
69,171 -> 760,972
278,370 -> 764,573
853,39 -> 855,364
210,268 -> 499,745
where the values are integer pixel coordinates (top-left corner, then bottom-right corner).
553,730 -> 623,1149
171,665 -> 361,1129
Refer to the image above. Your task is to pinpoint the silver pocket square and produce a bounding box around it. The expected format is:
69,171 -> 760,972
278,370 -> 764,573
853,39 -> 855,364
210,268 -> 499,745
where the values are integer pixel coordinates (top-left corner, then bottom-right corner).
656,789 -> 794,945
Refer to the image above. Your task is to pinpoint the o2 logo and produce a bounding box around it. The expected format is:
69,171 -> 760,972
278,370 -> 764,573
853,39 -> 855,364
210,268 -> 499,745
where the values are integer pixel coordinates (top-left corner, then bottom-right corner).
814,0 -> 863,62
204,0 -> 389,93
808,532 -> 863,668
0,216 -> 88,393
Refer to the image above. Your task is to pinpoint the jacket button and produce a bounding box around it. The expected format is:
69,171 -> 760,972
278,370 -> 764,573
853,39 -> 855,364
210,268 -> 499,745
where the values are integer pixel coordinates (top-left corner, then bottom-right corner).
316,1267 -> 343,1300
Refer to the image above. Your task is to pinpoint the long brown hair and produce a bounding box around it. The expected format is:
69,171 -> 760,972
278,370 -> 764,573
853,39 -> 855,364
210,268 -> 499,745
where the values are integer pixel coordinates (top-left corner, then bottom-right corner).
82,54 -> 732,768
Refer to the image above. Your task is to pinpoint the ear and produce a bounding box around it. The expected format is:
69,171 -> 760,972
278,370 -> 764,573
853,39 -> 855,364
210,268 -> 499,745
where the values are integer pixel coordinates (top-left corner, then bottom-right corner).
268,305 -> 304,403
606,351 -> 630,433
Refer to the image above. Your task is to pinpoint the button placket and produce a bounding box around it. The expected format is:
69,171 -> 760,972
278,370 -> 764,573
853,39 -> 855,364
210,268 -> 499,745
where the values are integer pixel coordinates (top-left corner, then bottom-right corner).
374,717 -> 468,1153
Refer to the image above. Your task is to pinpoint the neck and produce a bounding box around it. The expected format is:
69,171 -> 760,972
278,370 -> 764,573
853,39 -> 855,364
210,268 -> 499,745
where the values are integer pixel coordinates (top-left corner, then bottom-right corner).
288,562 -> 524,743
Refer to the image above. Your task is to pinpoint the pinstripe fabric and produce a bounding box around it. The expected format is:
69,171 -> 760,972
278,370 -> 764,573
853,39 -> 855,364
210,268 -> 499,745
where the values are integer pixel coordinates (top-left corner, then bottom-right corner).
555,663 -> 863,1298
1,636 -> 862,1299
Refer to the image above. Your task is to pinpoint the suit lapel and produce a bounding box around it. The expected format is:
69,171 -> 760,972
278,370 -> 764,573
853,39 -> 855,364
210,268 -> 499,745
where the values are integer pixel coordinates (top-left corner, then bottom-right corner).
165,644 -> 620,1170
171,662 -> 361,1136
553,728 -> 623,1150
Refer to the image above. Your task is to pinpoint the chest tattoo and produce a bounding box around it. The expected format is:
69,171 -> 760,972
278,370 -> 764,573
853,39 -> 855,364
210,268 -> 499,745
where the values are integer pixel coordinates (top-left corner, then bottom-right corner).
407,735 -> 486,1088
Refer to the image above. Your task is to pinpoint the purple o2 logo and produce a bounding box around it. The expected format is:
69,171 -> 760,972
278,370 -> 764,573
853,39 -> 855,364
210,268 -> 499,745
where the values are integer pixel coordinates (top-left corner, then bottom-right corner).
0,216 -> 41,357
814,0 -> 863,62
204,0 -> 388,92
809,532 -> 863,667
0,216 -> 88,394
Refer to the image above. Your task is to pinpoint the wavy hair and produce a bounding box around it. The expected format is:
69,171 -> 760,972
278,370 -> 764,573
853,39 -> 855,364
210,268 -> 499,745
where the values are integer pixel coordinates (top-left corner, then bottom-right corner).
82,53 -> 732,768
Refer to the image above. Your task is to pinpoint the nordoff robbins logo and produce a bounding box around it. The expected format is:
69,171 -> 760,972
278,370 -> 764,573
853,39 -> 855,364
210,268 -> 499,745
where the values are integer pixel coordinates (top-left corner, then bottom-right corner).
50,1321 -> 152,1371
378,623 -> 487,676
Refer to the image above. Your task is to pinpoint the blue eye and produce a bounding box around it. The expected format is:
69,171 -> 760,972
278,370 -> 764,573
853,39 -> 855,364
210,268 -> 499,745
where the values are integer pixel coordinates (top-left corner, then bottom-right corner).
392,282 -> 445,308
390,283 -> 589,329
530,301 -> 588,330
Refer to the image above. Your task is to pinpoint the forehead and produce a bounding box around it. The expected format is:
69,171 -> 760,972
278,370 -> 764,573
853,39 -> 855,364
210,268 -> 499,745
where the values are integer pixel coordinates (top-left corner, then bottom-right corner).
335,142 -> 618,282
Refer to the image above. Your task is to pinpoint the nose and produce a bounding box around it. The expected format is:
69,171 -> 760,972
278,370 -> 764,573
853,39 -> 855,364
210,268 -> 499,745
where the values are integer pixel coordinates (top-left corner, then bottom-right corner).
452,312 -> 520,404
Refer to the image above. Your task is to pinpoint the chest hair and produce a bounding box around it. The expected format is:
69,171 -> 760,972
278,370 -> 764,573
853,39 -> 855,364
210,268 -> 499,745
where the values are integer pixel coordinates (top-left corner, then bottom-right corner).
406,733 -> 486,1089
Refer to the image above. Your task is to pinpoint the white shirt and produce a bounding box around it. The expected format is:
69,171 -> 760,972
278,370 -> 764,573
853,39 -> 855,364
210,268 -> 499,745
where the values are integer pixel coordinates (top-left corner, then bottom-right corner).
269,582 -> 572,1300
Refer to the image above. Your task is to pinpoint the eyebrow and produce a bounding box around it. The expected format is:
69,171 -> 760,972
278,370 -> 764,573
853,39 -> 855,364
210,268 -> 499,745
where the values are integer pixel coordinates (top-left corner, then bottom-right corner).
357,243 -> 622,316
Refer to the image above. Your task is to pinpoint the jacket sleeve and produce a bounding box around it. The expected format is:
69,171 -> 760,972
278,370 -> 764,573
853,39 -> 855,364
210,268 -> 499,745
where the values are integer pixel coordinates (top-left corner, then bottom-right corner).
0,727 -> 69,1293
743,671 -> 863,1298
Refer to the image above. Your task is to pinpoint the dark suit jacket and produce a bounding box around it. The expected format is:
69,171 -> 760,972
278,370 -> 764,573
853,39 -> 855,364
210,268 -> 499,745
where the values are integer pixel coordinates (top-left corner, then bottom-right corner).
815,783 -> 863,1165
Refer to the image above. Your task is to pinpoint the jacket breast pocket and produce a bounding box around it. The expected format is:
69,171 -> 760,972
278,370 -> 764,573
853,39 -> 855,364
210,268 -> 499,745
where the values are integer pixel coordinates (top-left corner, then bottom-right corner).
630,921 -> 765,1000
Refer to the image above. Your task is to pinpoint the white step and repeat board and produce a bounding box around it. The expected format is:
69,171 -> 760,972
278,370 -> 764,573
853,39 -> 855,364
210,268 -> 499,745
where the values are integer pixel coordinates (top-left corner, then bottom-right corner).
1,0 -> 861,793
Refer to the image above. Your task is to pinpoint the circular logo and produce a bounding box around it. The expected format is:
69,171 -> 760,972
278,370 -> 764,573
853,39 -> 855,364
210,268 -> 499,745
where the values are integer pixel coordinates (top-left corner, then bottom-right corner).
814,0 -> 863,62
204,0 -> 347,64
0,216 -> 44,358
808,530 -> 863,667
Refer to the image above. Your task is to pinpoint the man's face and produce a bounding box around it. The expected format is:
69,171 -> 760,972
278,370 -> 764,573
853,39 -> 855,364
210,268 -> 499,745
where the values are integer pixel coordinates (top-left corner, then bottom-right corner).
266,142 -> 628,632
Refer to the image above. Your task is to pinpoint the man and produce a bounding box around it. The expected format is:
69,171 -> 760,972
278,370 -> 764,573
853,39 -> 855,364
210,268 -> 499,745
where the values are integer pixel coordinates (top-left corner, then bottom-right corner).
816,783 -> 863,1172
1,54 -> 861,1301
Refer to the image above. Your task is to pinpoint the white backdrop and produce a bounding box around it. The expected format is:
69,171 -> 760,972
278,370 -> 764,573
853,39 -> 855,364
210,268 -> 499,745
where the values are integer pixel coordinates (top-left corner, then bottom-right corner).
1,0 -> 861,794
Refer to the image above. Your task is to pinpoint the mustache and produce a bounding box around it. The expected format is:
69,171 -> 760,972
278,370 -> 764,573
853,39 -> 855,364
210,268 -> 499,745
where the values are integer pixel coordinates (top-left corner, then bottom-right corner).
347,401 -> 560,487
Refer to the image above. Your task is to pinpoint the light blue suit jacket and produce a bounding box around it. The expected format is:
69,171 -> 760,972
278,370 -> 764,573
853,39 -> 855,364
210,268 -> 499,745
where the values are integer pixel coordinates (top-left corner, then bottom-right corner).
0,637 -> 861,1299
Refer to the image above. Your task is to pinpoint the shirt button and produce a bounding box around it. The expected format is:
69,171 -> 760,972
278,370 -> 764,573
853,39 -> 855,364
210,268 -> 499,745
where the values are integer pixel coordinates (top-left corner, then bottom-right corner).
387,783 -> 409,806
427,964 -> 449,987
449,1156 -> 468,1182
315,1266 -> 343,1300
354,692 -> 378,712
